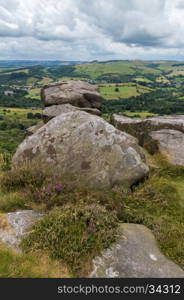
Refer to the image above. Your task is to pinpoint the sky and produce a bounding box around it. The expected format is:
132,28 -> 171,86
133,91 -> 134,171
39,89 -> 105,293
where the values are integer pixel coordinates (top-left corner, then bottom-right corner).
1,0 -> 184,61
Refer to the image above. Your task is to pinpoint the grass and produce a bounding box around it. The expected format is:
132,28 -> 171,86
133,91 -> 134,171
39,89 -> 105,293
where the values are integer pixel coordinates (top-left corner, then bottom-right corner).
26,77 -> 38,86
0,153 -> 184,276
0,100 -> 184,277
0,108 -> 42,153
74,61 -> 162,79
99,83 -> 152,100
38,77 -> 53,85
0,244 -> 70,278
75,61 -> 135,79
1,69 -> 29,75
21,204 -> 118,276
121,154 -> 184,270
26,88 -> 41,100
121,111 -> 157,118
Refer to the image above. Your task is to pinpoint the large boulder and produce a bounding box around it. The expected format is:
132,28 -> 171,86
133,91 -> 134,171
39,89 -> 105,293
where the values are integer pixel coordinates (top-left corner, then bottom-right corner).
12,111 -> 149,189
26,121 -> 44,136
0,210 -> 43,252
111,114 -> 184,146
43,104 -> 101,123
90,223 -> 184,278
41,80 -> 103,109
149,129 -> 184,166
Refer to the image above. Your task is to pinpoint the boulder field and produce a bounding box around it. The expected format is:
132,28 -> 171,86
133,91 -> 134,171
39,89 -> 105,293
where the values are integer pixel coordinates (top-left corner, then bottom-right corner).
13,80 -> 149,190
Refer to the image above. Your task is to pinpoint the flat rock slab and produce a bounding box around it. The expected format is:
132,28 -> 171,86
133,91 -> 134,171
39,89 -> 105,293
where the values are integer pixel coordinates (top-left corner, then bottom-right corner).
41,80 -> 103,109
111,114 -> 184,146
149,129 -> 184,166
90,223 -> 184,278
0,210 -> 43,251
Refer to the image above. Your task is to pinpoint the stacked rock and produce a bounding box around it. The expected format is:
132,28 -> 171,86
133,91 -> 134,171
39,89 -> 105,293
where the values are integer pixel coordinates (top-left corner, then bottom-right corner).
26,80 -> 103,135
13,80 -> 149,190
41,80 -> 103,122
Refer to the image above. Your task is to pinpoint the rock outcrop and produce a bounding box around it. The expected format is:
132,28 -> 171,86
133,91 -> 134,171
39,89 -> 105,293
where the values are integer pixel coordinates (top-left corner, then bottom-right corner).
111,114 -> 184,165
90,223 -> 184,278
43,104 -> 101,123
111,114 -> 184,145
12,111 -> 149,189
149,129 -> 184,165
41,80 -> 103,109
0,210 -> 43,251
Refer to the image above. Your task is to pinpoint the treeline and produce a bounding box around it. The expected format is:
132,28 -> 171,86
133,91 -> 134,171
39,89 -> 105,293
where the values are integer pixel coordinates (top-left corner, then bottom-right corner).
102,89 -> 184,115
0,95 -> 41,108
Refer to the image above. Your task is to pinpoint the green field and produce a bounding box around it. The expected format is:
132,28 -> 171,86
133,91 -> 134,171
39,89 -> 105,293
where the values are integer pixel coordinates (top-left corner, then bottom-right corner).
99,83 -> 152,99
26,88 -> 41,100
0,108 -> 41,153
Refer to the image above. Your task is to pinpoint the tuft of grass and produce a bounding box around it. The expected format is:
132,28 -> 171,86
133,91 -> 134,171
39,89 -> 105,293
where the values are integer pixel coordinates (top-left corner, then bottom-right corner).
21,204 -> 118,276
0,162 -> 50,192
0,244 -> 70,278
0,152 -> 12,171
0,192 -> 30,212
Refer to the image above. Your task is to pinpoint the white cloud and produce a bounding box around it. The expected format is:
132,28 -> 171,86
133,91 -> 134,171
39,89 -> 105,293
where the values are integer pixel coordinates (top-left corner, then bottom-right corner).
0,0 -> 184,60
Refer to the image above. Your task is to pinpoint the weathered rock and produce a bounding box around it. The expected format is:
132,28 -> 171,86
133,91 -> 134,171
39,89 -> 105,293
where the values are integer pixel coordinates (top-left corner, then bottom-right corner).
43,104 -> 101,123
41,80 -> 103,109
111,114 -> 184,146
90,223 -> 184,278
12,111 -> 149,189
0,210 -> 43,251
149,129 -> 184,166
26,121 -> 44,135
80,107 -> 101,116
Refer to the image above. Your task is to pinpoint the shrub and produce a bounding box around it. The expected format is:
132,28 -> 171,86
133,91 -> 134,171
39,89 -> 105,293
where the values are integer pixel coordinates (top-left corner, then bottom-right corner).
22,204 -> 118,276
0,162 -> 50,192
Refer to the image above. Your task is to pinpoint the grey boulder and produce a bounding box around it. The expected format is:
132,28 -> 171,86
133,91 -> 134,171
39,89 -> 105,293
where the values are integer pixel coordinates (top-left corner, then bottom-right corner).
0,210 -> 43,251
12,111 -> 149,189
41,80 -> 103,109
90,223 -> 184,278
149,129 -> 184,166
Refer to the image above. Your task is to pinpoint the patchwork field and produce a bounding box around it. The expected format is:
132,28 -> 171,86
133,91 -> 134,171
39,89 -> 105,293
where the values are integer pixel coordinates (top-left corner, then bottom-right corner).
99,83 -> 152,100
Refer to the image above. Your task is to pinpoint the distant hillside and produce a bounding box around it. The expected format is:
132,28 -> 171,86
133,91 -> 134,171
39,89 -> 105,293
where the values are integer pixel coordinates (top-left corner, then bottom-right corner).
0,60 -> 86,68
1,60 -> 184,114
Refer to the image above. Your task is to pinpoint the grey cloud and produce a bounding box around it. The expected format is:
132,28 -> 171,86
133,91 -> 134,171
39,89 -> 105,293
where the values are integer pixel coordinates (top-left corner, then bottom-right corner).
0,0 -> 184,60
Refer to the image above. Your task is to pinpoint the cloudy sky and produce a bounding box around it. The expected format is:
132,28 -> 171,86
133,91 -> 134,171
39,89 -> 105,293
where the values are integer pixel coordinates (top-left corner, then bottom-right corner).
1,0 -> 184,61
